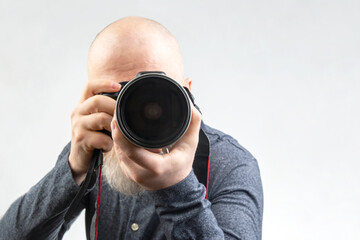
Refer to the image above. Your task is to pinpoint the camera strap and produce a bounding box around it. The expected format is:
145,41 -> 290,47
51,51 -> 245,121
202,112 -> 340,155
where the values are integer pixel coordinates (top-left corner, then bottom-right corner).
194,125 -> 211,199
183,87 -> 211,197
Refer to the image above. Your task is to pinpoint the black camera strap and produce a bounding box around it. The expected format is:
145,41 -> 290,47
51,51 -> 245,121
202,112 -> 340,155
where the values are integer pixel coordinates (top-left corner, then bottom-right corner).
194,126 -> 211,198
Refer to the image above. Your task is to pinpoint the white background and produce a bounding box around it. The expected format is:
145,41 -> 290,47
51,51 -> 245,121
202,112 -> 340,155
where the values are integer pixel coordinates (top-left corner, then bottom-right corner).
1,1 -> 359,239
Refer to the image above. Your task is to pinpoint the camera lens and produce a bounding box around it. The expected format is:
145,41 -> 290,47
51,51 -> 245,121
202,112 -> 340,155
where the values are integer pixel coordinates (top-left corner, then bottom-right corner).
115,74 -> 191,149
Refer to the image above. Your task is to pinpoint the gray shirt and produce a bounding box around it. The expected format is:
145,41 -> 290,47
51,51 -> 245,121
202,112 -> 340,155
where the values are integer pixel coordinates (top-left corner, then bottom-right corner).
0,124 -> 263,239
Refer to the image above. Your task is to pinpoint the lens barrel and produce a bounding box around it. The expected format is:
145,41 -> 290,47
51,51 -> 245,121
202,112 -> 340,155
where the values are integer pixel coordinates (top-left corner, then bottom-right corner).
115,72 -> 191,149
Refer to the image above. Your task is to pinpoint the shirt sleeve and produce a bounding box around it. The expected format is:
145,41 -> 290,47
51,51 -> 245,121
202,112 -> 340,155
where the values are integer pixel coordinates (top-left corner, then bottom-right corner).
148,170 -> 225,240
148,137 -> 263,240
208,137 -> 264,240
0,143 -> 88,240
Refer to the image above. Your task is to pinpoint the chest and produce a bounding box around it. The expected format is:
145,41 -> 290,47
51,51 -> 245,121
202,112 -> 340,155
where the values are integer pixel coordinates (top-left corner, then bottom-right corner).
88,183 -> 165,240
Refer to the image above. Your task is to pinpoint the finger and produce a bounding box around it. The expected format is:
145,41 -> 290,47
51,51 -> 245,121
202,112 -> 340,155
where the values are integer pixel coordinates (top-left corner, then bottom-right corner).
78,131 -> 114,152
78,95 -> 116,116
119,156 -> 148,182
119,154 -> 166,189
81,112 -> 113,132
111,119 -> 162,170
111,119 -> 136,150
174,105 -> 202,149
80,80 -> 121,103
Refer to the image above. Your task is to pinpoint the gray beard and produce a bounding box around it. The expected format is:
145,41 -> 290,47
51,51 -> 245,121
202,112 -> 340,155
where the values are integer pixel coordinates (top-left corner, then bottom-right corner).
103,148 -> 145,196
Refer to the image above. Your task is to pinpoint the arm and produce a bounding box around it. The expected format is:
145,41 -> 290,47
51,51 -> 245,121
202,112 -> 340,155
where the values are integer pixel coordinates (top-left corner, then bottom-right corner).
148,171 -> 225,239
209,150 -> 263,239
148,133 -> 263,240
0,144 -> 86,239
0,80 -> 121,239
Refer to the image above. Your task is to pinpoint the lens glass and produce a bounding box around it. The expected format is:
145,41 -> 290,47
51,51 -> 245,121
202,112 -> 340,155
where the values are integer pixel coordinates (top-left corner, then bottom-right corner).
119,76 -> 189,148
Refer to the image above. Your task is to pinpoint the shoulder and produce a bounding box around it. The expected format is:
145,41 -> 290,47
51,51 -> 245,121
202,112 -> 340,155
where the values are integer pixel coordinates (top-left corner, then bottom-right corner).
202,123 -> 255,164
202,123 -> 262,199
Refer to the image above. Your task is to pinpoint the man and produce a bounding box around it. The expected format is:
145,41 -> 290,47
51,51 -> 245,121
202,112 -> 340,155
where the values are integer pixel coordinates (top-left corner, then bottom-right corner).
0,17 -> 263,239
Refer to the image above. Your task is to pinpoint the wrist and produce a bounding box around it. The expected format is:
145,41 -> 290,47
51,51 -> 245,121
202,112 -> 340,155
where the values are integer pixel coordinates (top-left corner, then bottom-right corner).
68,154 -> 87,185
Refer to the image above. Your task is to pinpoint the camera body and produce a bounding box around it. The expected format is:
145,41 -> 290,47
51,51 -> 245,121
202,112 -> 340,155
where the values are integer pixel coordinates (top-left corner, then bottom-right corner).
102,71 -> 193,149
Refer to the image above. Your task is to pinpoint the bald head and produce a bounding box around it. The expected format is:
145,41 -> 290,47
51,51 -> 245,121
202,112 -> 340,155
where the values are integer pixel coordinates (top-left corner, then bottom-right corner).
88,17 -> 187,85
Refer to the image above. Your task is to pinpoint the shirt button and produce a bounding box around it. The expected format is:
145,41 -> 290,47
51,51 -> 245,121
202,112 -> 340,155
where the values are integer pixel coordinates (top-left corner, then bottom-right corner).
131,223 -> 139,232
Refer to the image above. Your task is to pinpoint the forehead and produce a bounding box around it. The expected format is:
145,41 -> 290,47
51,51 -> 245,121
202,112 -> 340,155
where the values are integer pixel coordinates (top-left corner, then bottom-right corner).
89,48 -> 183,84
88,24 -> 184,83
90,52 -> 176,82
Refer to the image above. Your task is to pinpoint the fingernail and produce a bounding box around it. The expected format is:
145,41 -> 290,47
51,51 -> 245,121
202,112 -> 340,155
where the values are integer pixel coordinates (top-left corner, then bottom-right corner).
111,82 -> 120,89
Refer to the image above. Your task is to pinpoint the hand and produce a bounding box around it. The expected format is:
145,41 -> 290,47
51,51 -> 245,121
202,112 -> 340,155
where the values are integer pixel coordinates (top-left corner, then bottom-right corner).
68,80 -> 121,185
111,105 -> 202,191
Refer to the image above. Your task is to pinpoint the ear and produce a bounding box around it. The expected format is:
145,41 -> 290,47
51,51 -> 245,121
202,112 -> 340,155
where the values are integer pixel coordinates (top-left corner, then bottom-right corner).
184,77 -> 192,91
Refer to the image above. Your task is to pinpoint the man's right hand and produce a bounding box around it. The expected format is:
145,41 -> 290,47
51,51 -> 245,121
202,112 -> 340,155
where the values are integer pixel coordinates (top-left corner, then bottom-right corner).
68,80 -> 121,185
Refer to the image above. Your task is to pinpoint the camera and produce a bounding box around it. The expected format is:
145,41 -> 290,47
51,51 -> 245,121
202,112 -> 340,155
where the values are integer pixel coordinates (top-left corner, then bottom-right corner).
102,71 -> 192,149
